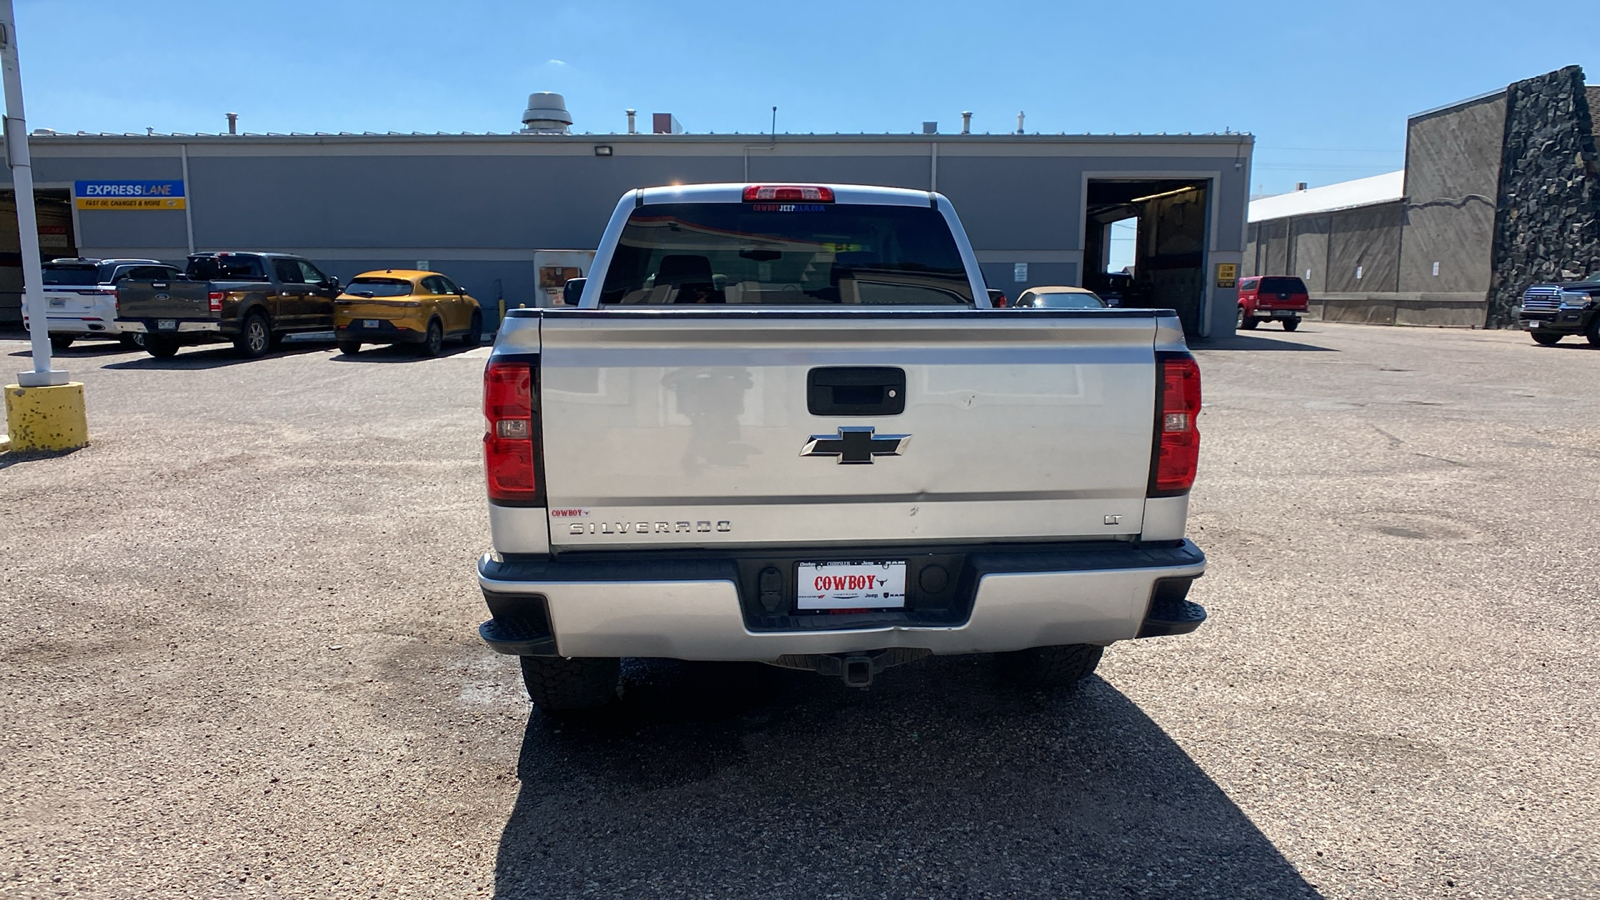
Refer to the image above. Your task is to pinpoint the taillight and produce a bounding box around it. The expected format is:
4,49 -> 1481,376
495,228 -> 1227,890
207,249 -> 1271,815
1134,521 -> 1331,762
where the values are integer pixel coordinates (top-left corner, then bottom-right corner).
743,185 -> 835,202
484,361 -> 540,504
1150,355 -> 1201,495
208,291 -> 224,313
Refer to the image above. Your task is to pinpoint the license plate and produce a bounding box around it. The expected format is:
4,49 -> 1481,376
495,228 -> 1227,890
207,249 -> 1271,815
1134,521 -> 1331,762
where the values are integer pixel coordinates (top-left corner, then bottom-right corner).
797,561 -> 906,611
48,298 -> 64,308
157,319 -> 176,331
363,319 -> 379,328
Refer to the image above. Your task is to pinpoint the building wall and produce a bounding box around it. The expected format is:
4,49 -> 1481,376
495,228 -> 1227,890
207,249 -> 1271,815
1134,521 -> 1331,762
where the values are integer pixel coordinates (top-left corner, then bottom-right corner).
1288,215 -> 1330,292
1327,203 -> 1403,292
1398,92 -> 1504,293
0,134 -> 1253,335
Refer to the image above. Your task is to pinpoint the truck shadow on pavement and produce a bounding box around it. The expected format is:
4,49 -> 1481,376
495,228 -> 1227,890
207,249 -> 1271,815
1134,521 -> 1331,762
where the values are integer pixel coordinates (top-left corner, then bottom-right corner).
1190,333 -> 1335,352
100,344 -> 331,370
327,343 -> 485,363
492,657 -> 1321,898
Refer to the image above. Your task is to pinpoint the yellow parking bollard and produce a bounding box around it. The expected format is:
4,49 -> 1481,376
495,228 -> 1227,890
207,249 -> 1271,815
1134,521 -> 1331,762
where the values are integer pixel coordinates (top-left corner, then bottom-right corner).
5,382 -> 88,452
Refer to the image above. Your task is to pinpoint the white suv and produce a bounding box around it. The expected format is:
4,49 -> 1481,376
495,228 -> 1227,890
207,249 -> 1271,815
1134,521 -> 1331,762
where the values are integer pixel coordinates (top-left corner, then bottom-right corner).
23,258 -> 176,350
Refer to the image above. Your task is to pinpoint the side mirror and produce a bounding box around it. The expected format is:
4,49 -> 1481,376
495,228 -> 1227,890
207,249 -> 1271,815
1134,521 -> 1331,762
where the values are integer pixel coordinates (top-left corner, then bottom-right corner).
563,277 -> 586,306
457,287 -> 467,296
325,276 -> 341,292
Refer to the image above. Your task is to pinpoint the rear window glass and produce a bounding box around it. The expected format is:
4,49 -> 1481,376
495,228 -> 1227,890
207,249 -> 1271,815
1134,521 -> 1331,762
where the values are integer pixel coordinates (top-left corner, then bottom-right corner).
42,264 -> 99,286
599,203 -> 973,306
186,255 -> 268,282
113,265 -> 180,282
1260,276 -> 1307,294
345,278 -> 413,298
1026,291 -> 1105,309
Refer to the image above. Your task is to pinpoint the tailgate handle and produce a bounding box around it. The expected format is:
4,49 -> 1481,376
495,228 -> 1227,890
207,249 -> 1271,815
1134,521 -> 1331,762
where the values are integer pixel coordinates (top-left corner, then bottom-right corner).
807,367 -> 906,416
151,282 -> 169,289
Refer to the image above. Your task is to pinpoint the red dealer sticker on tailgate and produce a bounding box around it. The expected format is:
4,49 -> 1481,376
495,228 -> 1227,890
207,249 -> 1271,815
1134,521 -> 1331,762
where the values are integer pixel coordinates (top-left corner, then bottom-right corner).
796,561 -> 907,611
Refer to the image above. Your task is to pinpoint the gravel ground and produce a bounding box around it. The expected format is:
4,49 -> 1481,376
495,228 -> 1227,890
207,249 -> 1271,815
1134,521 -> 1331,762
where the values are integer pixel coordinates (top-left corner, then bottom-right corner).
1,322 -> 1595,899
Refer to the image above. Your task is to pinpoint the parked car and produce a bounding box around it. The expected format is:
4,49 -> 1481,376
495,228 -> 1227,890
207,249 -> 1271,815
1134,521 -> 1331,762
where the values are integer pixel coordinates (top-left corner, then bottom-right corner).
1518,275 -> 1600,345
23,257 -> 173,350
1237,275 -> 1308,331
1011,286 -> 1107,309
115,252 -> 342,359
475,182 -> 1207,713
333,270 -> 483,356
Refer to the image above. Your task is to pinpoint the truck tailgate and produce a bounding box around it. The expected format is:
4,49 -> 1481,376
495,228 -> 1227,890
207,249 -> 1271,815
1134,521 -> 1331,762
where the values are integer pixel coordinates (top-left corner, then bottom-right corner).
536,309 -> 1159,549
116,281 -> 212,319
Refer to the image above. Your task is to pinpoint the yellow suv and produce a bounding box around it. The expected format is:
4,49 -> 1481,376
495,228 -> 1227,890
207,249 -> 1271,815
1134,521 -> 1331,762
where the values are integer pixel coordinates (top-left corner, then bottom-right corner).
334,270 -> 484,356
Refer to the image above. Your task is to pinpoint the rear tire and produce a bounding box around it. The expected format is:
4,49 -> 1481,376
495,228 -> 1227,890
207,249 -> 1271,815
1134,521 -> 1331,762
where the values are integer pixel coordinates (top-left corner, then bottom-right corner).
337,340 -> 362,355
419,318 -> 444,357
1585,316 -> 1600,347
462,310 -> 483,347
519,656 -> 620,712
1531,331 -> 1562,346
235,311 -> 271,358
1282,318 -> 1300,332
1240,315 -> 1260,330
49,335 -> 74,351
996,643 -> 1103,690
146,336 -> 180,358
119,333 -> 147,350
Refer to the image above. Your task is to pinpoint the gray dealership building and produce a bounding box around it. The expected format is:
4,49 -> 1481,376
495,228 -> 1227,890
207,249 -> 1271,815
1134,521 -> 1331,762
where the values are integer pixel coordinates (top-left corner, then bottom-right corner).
0,115 -> 1253,337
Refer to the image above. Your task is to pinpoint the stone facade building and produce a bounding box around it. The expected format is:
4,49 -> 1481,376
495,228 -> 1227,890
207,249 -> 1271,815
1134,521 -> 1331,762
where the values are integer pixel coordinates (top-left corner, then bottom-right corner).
1246,66 -> 1599,328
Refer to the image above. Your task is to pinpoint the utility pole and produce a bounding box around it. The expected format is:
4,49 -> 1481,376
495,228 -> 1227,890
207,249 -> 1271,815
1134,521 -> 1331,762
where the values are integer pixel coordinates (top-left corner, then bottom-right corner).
0,0 -> 60,386
2,0 -> 86,451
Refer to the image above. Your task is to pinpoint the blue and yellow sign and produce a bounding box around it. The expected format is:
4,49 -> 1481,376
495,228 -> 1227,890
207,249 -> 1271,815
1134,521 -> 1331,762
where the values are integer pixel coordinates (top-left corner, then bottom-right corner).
74,180 -> 186,210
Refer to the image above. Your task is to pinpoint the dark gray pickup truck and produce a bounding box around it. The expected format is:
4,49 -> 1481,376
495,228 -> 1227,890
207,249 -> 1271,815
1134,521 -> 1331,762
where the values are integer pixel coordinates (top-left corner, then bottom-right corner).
1519,273 -> 1600,346
115,251 -> 342,358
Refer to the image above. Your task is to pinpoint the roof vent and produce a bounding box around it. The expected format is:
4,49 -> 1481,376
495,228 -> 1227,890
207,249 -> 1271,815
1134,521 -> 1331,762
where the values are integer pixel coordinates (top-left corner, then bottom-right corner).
521,92 -> 573,134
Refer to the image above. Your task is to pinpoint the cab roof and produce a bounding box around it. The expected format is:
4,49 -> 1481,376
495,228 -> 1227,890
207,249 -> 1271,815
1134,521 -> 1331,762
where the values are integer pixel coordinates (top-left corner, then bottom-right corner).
1023,285 -> 1099,294
352,269 -> 438,280
636,182 -> 939,207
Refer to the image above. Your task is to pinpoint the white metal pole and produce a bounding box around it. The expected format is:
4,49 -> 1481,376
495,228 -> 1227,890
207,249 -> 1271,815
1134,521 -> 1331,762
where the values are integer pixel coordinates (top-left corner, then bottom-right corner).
0,0 -> 64,386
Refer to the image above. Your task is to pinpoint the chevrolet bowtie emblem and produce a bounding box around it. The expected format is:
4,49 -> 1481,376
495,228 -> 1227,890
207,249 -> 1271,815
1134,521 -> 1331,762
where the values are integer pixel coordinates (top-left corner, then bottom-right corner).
800,426 -> 911,464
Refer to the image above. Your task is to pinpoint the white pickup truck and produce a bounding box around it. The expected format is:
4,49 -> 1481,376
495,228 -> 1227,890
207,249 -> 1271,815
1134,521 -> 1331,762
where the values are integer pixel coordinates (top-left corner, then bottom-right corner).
476,183 -> 1207,712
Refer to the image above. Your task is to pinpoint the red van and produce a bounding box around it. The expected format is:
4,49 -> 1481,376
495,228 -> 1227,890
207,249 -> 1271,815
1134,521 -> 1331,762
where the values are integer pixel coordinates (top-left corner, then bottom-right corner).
1237,276 -> 1308,331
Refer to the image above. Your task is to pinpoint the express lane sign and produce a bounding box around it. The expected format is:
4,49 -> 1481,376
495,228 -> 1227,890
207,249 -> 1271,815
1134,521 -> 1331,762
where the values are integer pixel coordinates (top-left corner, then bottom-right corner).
74,180 -> 186,210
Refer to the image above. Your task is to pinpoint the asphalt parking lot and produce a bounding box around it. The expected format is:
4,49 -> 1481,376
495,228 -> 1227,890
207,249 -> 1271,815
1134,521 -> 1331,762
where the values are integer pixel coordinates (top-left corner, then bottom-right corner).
1,322 -> 1596,899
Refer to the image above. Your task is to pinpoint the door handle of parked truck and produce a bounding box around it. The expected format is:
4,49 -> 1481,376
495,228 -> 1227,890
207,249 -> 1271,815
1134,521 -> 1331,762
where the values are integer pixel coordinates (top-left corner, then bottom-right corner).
807,367 -> 907,416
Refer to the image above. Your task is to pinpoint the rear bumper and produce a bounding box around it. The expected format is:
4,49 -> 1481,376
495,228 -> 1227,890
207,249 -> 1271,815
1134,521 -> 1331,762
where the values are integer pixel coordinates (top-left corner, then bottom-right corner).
23,314 -> 119,336
117,318 -> 222,335
477,540 -> 1206,660
1250,308 -> 1304,318
335,320 -> 426,344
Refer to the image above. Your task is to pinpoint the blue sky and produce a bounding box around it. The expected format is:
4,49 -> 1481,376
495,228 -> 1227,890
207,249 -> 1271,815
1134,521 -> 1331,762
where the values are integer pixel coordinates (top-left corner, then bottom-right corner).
15,0 -> 1597,196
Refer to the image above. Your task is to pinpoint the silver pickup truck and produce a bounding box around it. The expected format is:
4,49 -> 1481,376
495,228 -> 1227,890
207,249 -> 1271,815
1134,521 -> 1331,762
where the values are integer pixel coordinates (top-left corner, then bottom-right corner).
476,183 -> 1207,712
